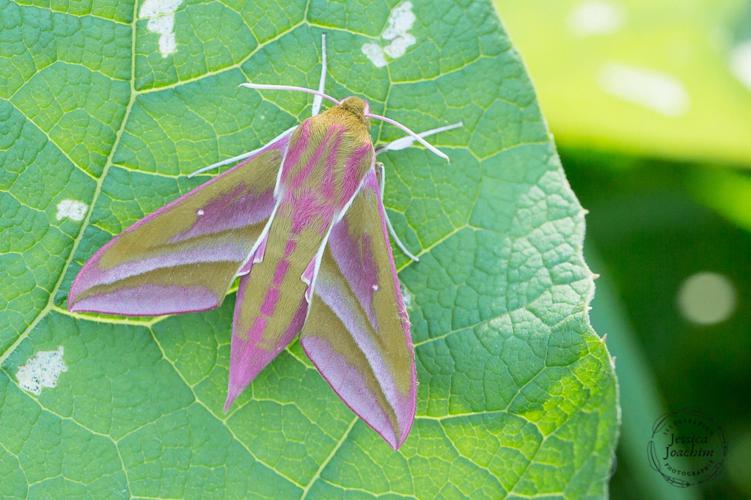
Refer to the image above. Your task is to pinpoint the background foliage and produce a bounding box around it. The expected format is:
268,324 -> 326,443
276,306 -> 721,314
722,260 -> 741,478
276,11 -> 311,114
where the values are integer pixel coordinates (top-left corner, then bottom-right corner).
0,0 -> 617,498
495,0 -> 751,498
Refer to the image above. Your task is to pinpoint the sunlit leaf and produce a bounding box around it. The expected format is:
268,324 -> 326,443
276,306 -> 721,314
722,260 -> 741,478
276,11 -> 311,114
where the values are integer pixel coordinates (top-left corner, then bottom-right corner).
0,0 -> 617,497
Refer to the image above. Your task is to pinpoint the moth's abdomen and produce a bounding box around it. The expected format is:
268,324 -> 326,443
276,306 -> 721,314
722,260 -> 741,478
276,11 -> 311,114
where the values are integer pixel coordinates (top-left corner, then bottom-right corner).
237,206 -> 322,342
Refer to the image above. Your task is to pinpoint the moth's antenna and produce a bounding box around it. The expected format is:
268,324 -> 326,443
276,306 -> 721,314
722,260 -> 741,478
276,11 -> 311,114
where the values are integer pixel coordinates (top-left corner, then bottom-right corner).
188,150 -> 257,178
311,33 -> 327,116
376,121 -> 463,154
366,113 -> 450,161
240,83 -> 341,106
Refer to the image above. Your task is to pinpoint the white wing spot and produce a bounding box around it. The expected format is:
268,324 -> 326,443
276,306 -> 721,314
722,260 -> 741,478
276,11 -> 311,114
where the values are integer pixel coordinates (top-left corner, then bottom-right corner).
196,209 -> 205,216
568,1 -> 623,37
599,63 -> 689,116
372,284 -> 379,291
16,346 -> 68,395
362,1 -> 416,67
730,40 -> 751,91
56,199 -> 88,222
139,0 -> 184,57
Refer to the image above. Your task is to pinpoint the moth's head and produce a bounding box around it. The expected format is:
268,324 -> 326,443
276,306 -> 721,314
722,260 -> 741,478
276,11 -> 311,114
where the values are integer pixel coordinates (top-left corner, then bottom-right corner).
315,96 -> 371,141
238,82 -> 451,161
339,96 -> 370,122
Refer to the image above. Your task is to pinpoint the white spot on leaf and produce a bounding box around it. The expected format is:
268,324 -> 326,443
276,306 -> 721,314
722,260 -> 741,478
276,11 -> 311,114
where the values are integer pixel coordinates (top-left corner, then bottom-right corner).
384,34 -> 416,60
381,2 -> 416,58
16,346 -> 68,395
599,63 -> 689,116
730,40 -> 751,91
678,272 -> 736,325
139,0 -> 184,57
401,285 -> 413,310
362,1 -> 416,67
56,199 -> 88,222
568,1 -> 623,37
362,43 -> 388,68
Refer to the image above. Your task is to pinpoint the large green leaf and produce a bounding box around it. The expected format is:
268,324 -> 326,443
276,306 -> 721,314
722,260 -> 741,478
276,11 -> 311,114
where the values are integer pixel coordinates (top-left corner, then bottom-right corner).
0,0 -> 618,497
495,0 -> 751,165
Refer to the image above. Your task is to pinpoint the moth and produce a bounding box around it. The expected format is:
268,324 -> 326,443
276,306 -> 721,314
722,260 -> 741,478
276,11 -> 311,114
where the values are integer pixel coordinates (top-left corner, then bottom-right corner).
68,35 -> 461,449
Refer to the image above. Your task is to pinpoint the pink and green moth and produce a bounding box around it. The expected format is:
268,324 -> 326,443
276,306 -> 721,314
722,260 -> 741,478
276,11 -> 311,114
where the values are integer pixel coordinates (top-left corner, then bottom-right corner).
67,35 -> 461,449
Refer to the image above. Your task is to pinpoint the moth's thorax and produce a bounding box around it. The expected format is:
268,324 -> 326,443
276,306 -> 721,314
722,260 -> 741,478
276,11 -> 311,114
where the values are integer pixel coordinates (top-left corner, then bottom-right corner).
278,99 -> 375,231
311,96 -> 371,142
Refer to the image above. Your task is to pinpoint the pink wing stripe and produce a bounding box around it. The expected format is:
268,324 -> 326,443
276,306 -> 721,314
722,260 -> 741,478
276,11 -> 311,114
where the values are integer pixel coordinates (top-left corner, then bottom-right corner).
289,125 -> 341,191
302,336 -> 396,444
225,292 -> 308,410
340,145 -> 372,206
169,186 -> 275,243
272,259 -> 290,286
280,121 -> 310,186
327,220 -> 379,327
71,284 -> 218,316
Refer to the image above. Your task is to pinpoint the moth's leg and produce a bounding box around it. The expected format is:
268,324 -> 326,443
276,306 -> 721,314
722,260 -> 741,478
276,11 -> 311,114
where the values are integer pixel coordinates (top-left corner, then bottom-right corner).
375,121 -> 463,156
311,33 -> 328,117
376,162 -> 420,262
187,127 -> 295,178
188,151 -> 260,178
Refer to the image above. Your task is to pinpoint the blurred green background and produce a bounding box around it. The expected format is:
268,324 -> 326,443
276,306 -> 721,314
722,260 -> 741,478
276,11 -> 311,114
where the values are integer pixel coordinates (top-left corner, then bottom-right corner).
494,0 -> 751,498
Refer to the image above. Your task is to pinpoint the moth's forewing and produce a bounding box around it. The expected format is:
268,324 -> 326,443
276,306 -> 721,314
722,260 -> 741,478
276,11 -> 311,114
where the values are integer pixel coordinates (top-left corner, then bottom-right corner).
68,135 -> 290,316
300,169 -> 417,450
